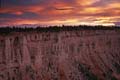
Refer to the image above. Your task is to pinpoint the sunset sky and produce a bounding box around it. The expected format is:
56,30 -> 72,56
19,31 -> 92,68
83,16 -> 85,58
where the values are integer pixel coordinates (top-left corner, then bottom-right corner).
0,0 -> 120,26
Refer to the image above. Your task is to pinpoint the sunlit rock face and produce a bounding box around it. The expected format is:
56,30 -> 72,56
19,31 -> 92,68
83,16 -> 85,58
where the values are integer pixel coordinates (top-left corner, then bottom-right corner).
0,29 -> 120,80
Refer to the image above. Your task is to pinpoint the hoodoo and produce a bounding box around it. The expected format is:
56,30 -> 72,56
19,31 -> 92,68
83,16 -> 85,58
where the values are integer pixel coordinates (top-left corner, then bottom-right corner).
0,26 -> 120,80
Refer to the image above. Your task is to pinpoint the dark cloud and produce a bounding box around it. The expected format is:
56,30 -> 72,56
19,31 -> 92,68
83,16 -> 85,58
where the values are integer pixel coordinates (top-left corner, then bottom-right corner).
55,7 -> 74,10
1,0 -> 74,8
1,0 -> 44,7
92,0 -> 120,7
0,12 -> 39,19
114,22 -> 120,26
0,13 -> 17,19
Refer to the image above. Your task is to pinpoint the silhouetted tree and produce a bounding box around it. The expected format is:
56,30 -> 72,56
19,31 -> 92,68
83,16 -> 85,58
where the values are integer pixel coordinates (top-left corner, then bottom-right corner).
0,25 -> 119,34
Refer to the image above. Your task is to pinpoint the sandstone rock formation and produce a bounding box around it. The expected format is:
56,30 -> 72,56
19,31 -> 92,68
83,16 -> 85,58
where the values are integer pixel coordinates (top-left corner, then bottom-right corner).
0,29 -> 120,80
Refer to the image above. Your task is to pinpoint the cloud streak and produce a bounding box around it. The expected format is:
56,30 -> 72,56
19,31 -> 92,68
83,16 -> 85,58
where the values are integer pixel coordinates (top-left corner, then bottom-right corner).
0,0 -> 120,26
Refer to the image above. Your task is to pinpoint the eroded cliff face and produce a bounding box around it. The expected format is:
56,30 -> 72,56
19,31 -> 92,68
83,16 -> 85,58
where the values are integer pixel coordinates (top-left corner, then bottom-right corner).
0,30 -> 120,80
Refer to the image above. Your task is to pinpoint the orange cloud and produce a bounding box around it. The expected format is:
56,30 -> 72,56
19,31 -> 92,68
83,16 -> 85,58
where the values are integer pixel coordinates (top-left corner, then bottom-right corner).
108,3 -> 120,8
78,7 -> 103,14
76,0 -> 99,6
11,11 -> 23,15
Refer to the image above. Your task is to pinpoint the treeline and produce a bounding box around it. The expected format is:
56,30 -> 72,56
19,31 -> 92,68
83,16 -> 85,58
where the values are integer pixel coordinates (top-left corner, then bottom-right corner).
0,25 -> 119,34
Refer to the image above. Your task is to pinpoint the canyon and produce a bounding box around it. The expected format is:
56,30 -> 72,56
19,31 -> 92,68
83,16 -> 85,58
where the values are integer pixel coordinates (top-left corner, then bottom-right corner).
0,28 -> 120,80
